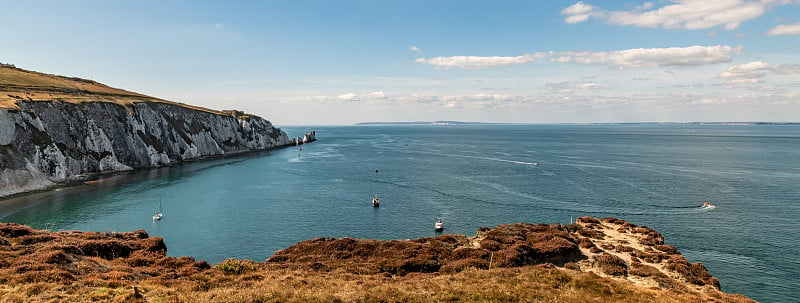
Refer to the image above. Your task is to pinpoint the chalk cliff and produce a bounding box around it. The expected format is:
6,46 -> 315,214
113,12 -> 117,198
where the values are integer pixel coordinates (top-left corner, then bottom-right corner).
0,65 -> 313,198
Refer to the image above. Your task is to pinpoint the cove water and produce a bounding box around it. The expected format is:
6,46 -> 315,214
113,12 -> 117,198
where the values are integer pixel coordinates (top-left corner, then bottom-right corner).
1,124 -> 798,302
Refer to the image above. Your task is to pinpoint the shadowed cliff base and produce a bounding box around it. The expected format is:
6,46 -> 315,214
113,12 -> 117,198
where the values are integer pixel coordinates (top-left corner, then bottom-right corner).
0,217 -> 755,302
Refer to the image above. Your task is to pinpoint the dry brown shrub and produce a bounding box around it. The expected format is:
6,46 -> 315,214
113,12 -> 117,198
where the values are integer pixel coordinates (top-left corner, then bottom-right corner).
564,262 -> 581,271
615,245 -> 635,253
20,234 -> 57,245
601,217 -> 626,225
440,258 -> 489,273
595,254 -> 627,276
578,238 -> 596,249
156,256 -> 196,269
577,216 -> 600,224
628,262 -> 665,278
479,238 -> 502,250
665,257 -> 715,286
654,245 -> 678,254
640,234 -> 665,246
577,228 -> 606,239
450,247 -> 490,260
0,223 -> 34,238
623,222 -> 638,228
77,240 -> 133,260
633,250 -> 663,263
42,250 -> 72,265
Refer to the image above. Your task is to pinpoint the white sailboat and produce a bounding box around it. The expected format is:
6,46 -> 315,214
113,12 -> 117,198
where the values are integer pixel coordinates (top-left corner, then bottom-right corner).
152,196 -> 163,221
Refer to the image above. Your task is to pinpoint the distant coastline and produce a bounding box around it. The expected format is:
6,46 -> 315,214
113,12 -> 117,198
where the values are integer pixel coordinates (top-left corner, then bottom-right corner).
355,121 -> 507,126
356,121 -> 800,126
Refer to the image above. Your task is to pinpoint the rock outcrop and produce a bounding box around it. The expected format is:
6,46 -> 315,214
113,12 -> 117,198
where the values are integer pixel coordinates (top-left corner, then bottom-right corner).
267,217 -> 742,299
0,66 -> 314,198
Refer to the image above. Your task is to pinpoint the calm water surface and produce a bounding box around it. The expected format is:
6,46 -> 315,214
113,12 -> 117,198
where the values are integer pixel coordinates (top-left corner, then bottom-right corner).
1,125 -> 798,302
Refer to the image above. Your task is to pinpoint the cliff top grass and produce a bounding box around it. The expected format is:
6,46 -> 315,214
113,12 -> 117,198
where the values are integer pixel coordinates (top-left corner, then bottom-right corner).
0,64 -> 226,116
0,218 -> 756,303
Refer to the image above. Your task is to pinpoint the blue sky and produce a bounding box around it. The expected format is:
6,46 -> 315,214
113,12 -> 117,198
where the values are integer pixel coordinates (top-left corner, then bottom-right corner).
2,0 -> 799,125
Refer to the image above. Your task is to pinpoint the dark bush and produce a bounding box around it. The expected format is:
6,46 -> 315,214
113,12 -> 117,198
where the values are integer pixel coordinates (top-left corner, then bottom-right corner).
440,258 -> 489,273
77,240 -> 133,260
628,262 -> 664,277
654,245 -> 678,254
20,235 -> 56,245
43,250 -> 71,265
577,229 -> 605,239
479,239 -> 502,251
601,217 -> 626,225
577,216 -> 600,224
0,223 -> 34,238
595,254 -> 627,276
614,245 -> 634,253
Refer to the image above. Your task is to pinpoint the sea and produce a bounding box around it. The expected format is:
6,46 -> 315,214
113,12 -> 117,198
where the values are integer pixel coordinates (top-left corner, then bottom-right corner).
0,124 -> 797,302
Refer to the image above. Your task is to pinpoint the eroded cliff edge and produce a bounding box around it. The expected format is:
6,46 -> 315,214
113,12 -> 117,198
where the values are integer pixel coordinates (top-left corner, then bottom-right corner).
0,65 -> 314,198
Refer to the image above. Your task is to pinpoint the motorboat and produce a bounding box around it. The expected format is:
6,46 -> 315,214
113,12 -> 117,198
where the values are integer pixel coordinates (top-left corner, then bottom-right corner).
372,195 -> 380,207
435,218 -> 444,232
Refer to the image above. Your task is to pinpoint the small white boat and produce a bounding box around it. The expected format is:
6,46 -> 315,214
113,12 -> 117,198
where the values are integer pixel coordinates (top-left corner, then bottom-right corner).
434,218 -> 444,232
153,197 -> 163,220
701,202 -> 716,209
372,195 -> 380,207
533,162 -> 539,166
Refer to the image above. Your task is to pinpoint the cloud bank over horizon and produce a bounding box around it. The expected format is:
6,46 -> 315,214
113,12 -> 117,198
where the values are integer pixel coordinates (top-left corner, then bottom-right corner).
415,45 -> 740,70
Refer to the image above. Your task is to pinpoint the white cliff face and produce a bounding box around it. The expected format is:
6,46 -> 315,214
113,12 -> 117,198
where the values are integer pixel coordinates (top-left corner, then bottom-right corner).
0,101 -> 299,198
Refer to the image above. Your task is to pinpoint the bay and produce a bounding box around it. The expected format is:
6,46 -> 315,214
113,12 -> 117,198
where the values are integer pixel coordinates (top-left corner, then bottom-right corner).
1,124 -> 798,302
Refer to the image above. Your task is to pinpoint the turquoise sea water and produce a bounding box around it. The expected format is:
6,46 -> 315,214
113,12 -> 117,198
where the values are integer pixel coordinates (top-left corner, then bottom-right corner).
1,125 -> 798,302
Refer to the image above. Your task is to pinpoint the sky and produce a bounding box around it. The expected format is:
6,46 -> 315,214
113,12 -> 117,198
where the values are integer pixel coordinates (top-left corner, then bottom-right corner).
1,0 -> 799,125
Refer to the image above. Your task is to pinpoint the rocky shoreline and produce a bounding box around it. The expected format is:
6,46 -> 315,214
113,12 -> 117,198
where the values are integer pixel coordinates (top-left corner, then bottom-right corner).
0,217 -> 755,302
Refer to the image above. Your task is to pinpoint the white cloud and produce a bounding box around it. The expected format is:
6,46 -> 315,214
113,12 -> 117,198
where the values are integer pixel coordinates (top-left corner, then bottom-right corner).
396,93 -> 440,103
562,0 -> 798,30
368,91 -> 388,99
717,60 -> 800,84
464,93 -> 512,101
414,53 -> 547,70
565,14 -> 591,24
309,95 -> 333,102
337,93 -> 360,101
561,1 -> 594,23
545,80 -> 606,94
766,22 -> 800,35
416,46 -> 737,70
409,46 -> 421,53
553,45 -> 740,68
562,1 -> 594,15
